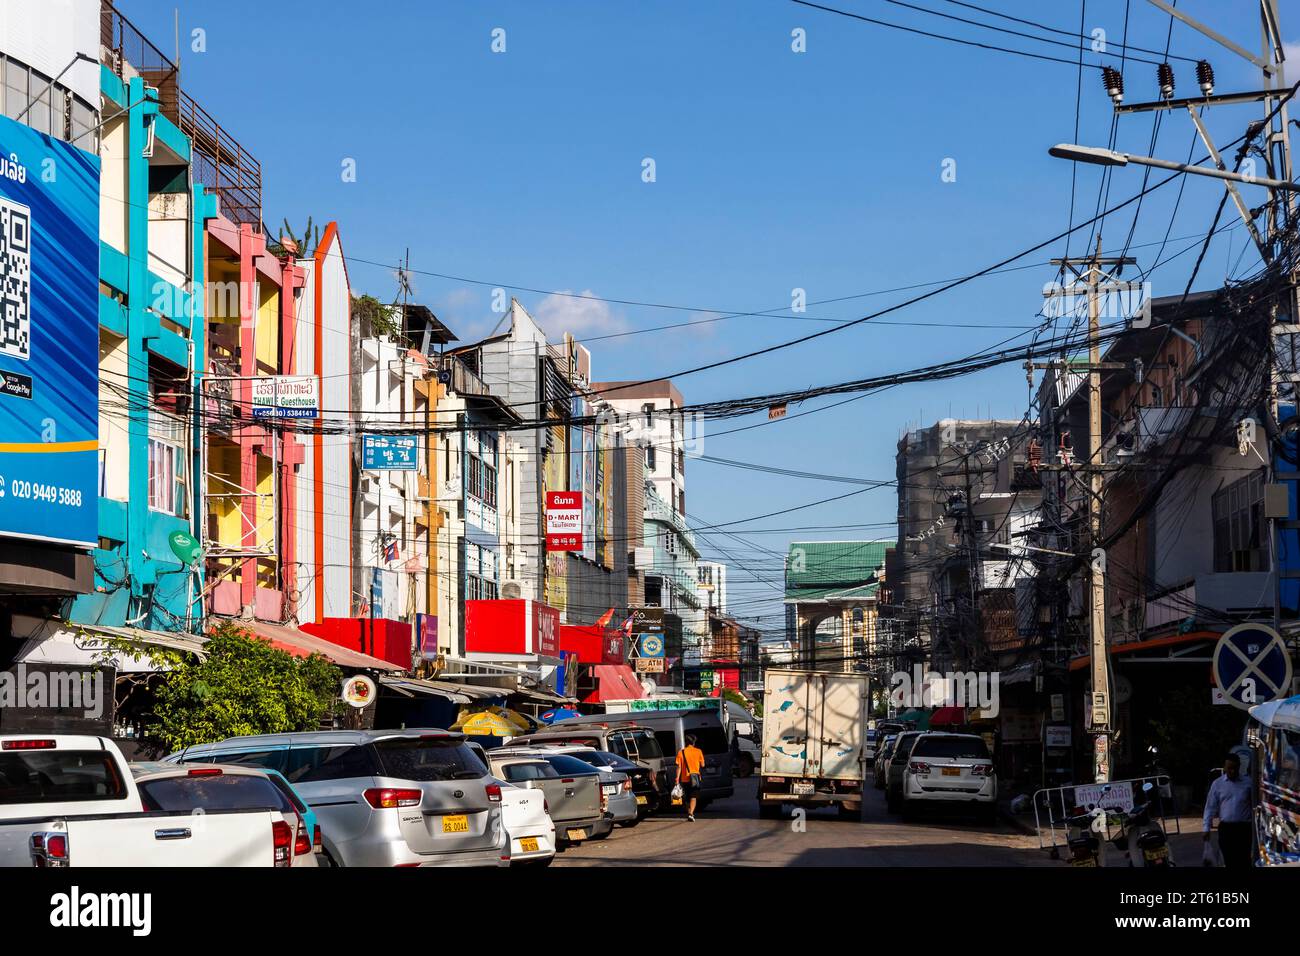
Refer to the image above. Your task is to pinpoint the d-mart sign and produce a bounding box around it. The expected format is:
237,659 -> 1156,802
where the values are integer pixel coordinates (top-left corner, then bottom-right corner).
545,491 -> 583,550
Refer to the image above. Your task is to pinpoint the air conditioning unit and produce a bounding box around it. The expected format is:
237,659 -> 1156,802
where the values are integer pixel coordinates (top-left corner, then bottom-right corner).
500,579 -> 526,600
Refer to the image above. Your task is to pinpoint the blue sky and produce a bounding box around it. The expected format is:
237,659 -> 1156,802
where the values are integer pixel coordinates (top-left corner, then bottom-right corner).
122,0 -> 1296,632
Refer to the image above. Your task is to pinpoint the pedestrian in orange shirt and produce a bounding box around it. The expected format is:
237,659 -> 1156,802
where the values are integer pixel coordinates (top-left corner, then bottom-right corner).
676,734 -> 706,821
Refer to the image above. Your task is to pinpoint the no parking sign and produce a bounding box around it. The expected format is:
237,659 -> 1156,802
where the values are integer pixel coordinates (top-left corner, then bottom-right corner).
1212,623 -> 1293,711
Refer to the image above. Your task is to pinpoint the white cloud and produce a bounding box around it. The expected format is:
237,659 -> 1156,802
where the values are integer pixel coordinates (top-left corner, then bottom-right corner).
1285,42 -> 1300,85
532,290 -> 627,339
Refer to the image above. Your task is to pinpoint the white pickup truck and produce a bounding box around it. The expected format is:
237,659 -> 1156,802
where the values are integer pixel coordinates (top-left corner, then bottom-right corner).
0,734 -> 294,867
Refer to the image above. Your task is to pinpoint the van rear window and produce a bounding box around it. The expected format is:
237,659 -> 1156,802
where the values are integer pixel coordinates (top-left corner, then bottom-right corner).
0,751 -> 127,805
373,738 -> 485,782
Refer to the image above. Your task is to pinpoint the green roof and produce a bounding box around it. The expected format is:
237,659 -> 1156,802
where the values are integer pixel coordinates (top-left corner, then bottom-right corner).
785,540 -> 892,601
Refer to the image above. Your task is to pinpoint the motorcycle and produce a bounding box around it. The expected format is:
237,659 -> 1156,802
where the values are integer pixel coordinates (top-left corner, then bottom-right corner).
1111,782 -> 1174,867
1064,805 -> 1107,866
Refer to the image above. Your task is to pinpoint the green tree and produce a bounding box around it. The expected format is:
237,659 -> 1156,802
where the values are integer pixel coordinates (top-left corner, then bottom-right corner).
150,623 -> 342,752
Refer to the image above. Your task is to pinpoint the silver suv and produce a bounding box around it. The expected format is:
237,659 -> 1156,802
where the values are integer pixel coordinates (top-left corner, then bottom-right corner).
167,729 -> 508,867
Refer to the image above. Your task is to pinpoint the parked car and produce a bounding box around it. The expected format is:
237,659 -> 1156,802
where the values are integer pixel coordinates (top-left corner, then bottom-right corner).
506,724 -> 670,809
463,742 -> 555,866
484,752 -> 612,847
495,745 -> 641,824
263,768 -> 324,865
873,735 -> 898,789
166,728 -> 509,867
2,735 -> 289,868
865,729 -> 880,768
900,733 -> 997,821
884,730 -> 927,811
130,762 -> 318,868
548,709 -> 734,809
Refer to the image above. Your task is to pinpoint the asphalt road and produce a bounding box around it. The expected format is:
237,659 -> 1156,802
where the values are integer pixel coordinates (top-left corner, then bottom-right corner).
552,776 -> 1055,866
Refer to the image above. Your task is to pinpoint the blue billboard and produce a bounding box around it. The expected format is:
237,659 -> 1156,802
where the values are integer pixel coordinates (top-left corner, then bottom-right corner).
362,434 -> 418,471
0,115 -> 100,547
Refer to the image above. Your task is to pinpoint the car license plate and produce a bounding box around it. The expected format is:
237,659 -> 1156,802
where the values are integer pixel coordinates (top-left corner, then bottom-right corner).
635,795 -> 648,805
441,814 -> 469,833
566,828 -> 587,841
518,837 -> 539,853
1144,846 -> 1169,863
792,780 -> 815,796
942,767 -> 961,777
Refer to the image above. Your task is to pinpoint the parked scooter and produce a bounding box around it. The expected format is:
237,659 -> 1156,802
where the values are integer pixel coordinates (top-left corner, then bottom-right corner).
1064,805 -> 1107,866
1111,782 -> 1174,867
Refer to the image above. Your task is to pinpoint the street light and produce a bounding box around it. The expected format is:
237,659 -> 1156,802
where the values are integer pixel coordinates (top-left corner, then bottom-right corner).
1049,143 -> 1300,191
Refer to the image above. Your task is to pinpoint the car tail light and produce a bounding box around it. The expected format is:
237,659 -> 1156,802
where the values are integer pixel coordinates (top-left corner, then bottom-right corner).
363,787 -> 422,809
970,764 -> 994,777
2,739 -> 56,750
486,782 -> 502,803
30,832 -> 68,868
188,767 -> 223,777
599,787 -> 608,811
909,761 -> 930,775
312,824 -> 323,853
272,820 -> 293,867
294,822 -> 312,856
765,777 -> 783,784
622,778 -> 633,792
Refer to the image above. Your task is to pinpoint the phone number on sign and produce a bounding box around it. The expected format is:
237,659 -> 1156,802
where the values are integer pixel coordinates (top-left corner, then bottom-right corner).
3,478 -> 84,507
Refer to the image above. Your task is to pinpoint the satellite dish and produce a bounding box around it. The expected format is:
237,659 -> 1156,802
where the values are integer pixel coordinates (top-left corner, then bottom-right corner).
168,530 -> 202,565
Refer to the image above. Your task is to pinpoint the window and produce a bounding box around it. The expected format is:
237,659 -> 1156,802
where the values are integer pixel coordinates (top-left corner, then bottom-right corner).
467,574 -> 498,602
138,774 -> 288,813
503,762 -> 559,782
283,745 -> 378,783
1276,730 -> 1300,794
642,403 -> 654,428
148,412 -> 188,517
0,751 -> 127,805
190,749 -> 288,774
910,735 -> 991,760
372,738 -> 486,782
1213,469 -> 1267,572
645,446 -> 656,473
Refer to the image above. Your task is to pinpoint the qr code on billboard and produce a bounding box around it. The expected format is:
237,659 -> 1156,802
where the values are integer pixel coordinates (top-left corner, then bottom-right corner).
0,195 -> 32,361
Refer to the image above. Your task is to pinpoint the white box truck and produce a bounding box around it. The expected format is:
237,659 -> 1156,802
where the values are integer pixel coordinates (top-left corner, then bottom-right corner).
758,669 -> 870,820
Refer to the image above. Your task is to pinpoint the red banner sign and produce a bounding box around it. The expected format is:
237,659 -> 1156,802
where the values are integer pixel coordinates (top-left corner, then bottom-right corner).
545,491 -> 583,550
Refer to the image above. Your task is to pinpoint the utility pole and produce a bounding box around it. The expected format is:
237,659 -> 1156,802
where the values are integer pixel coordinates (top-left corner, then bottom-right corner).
1050,235 -> 1135,784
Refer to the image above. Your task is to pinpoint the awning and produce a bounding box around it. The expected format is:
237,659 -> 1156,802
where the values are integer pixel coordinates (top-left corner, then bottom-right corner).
1067,629 -> 1220,671
590,664 -> 646,703
930,706 -> 966,726
11,619 -> 207,673
244,620 -> 402,672
510,686 -> 575,707
897,708 -> 931,730
378,676 -> 505,703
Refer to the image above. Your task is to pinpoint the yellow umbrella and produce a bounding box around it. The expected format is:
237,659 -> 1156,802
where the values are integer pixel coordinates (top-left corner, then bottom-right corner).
456,711 -> 518,737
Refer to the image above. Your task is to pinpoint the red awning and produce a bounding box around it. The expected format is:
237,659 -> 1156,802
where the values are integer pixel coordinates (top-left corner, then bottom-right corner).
930,706 -> 966,726
591,664 -> 645,702
244,620 -> 403,672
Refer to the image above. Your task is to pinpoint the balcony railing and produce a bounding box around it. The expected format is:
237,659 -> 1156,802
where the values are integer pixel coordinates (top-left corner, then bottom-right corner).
446,355 -> 491,399
101,2 -> 263,230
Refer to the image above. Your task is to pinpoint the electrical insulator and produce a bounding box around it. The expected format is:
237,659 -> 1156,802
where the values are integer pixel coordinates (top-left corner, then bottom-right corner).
1101,66 -> 1124,106
1196,60 -> 1215,96
1157,62 -> 1175,99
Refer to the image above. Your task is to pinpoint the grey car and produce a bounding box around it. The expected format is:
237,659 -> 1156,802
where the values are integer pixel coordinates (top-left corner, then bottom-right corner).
167,729 -> 509,867
493,745 -> 640,825
884,730 -> 928,812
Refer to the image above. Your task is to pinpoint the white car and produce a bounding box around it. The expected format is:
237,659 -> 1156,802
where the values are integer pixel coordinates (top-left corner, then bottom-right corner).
496,776 -> 556,866
464,743 -> 555,865
900,733 -> 998,821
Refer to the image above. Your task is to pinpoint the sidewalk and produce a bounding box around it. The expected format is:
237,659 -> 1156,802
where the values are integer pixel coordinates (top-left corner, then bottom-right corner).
1001,797 -> 1206,865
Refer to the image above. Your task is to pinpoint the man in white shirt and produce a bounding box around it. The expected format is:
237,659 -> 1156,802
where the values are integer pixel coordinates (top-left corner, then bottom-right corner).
1203,752 -> 1253,868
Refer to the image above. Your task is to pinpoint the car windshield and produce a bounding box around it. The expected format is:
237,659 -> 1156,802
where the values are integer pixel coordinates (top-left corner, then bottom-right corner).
372,738 -> 485,782
911,736 -> 991,760
542,754 -> 601,776
501,761 -> 560,782
138,772 -> 291,813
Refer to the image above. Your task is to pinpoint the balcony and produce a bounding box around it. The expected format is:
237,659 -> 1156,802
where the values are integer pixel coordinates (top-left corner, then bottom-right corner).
446,355 -> 491,399
101,2 -> 263,230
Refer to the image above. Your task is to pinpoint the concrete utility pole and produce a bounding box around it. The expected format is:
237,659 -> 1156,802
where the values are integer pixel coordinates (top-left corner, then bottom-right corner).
1050,235 -> 1135,784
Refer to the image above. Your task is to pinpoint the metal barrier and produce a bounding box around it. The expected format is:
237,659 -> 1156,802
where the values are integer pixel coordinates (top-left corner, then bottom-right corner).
1031,774 -> 1180,854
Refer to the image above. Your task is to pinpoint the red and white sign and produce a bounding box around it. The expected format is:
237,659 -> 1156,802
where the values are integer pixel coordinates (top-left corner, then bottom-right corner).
464,599 -> 561,660
545,491 -> 583,551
